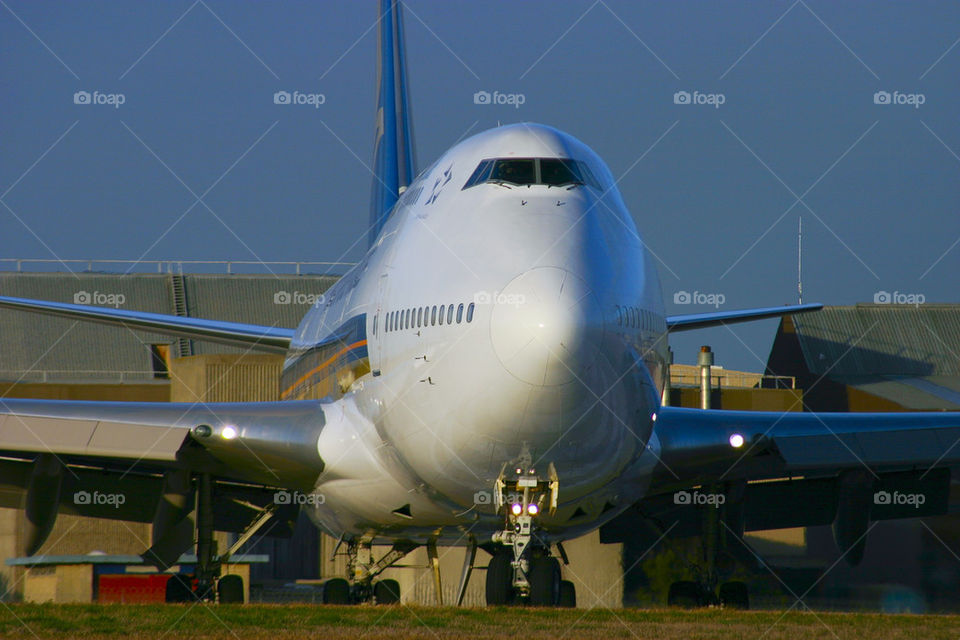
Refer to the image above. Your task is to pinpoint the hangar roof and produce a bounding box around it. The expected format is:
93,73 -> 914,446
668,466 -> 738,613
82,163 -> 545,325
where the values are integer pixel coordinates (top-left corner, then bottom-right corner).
0,272 -> 337,382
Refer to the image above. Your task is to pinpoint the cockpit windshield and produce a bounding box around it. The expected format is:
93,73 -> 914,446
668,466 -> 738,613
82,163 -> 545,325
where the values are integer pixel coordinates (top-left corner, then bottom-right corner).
490,159 -> 535,185
462,157 -> 601,190
539,158 -> 582,186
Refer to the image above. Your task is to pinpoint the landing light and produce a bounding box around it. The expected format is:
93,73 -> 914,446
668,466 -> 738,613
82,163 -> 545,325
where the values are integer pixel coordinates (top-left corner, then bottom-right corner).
510,503 -> 523,516
527,503 -> 539,516
729,433 -> 745,448
221,425 -> 238,440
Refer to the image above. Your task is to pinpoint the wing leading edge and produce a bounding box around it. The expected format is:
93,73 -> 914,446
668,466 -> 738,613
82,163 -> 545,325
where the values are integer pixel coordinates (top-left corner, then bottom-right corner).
666,303 -> 823,332
653,405 -> 960,486
0,295 -> 294,352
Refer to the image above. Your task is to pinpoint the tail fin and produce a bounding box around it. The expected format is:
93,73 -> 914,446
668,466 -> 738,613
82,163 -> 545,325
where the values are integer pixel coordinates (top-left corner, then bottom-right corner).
369,0 -> 416,247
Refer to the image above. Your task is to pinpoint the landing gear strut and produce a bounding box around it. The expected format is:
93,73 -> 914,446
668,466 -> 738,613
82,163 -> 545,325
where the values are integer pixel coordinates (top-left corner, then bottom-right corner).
337,539 -> 416,604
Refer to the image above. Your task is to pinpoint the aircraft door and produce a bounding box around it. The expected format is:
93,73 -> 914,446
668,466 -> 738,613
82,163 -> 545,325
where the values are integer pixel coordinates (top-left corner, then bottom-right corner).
372,273 -> 388,375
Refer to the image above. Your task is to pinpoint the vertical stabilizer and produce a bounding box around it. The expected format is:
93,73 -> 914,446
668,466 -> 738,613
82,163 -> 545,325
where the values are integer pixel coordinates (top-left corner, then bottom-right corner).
369,0 -> 416,247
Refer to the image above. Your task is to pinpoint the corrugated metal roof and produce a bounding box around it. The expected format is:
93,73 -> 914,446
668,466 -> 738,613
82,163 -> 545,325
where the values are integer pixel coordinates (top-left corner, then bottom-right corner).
0,272 -> 337,381
184,275 -> 337,356
792,304 -> 960,377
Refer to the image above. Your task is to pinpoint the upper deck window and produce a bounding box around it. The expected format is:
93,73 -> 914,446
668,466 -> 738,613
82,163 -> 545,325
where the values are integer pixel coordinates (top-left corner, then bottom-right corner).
463,157 -> 600,190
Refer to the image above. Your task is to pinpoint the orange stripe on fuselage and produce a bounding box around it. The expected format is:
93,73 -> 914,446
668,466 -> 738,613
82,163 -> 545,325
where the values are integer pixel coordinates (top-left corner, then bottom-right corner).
281,339 -> 367,399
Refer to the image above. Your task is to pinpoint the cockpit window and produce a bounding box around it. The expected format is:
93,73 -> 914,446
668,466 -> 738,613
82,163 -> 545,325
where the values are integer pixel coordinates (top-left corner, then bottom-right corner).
489,159 -> 536,185
463,157 -> 600,190
539,158 -> 583,186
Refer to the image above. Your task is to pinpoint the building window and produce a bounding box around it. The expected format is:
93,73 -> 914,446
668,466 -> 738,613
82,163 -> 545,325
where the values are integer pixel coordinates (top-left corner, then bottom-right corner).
150,344 -> 170,379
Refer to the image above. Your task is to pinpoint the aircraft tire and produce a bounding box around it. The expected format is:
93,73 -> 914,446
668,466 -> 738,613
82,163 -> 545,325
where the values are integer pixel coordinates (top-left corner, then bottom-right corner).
719,581 -> 749,609
528,556 -> 561,607
485,551 -> 513,606
322,577 -> 351,604
559,579 -> 577,608
217,574 -> 244,604
373,579 -> 401,604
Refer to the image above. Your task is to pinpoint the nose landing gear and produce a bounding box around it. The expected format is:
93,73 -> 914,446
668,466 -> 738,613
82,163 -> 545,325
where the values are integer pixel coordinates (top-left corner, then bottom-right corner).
484,454 -> 575,607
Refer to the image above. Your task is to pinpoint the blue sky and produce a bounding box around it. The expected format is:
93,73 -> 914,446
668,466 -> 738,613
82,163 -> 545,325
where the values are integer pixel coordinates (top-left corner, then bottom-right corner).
1,1 -> 958,371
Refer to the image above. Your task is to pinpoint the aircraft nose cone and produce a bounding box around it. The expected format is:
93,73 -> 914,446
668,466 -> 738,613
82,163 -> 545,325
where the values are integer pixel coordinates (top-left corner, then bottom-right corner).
490,267 -> 603,386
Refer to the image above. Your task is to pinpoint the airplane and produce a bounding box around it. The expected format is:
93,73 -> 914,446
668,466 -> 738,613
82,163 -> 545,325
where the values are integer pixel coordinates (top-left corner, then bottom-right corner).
1,0 -> 958,608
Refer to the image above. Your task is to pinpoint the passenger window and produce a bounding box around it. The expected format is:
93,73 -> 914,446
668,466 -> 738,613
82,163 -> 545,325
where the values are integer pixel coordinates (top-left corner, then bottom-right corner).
615,305 -> 622,326
466,302 -> 475,323
447,304 -> 454,324
405,309 -> 411,329
417,307 -> 423,327
457,303 -> 464,323
431,305 -> 437,326
439,305 -> 445,325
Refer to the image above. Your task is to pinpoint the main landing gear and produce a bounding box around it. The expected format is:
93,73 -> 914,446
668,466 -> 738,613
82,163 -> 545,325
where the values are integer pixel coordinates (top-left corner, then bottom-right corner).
323,538 -> 415,604
659,482 -> 752,609
484,452 -> 576,607
164,473 -> 257,603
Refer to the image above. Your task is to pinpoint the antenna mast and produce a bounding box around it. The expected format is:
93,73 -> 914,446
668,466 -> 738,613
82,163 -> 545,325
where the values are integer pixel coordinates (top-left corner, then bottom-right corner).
797,216 -> 803,304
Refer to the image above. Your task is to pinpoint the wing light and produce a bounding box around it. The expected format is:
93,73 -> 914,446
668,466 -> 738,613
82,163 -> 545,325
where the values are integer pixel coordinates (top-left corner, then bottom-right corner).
729,433 -> 745,448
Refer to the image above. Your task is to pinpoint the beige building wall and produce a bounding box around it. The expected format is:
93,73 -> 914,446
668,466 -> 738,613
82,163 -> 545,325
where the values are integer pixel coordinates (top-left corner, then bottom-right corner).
169,354 -> 283,403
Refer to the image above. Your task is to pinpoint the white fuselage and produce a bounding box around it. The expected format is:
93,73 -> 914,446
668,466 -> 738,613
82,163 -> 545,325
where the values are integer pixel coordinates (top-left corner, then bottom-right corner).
285,124 -> 669,545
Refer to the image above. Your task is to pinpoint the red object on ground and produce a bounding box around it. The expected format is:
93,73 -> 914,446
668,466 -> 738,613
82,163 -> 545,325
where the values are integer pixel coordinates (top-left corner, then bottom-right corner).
98,574 -> 170,603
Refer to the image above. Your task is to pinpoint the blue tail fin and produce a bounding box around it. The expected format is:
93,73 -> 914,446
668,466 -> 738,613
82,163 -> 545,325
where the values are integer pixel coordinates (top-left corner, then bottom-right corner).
369,0 -> 416,247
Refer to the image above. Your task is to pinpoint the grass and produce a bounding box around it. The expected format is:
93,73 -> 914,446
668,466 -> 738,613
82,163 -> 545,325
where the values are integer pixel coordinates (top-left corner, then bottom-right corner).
0,604 -> 957,639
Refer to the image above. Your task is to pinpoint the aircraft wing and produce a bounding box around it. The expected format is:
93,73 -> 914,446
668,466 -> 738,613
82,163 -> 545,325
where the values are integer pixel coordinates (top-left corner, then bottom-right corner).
666,303 -> 823,332
0,397 -> 327,561
652,406 -> 960,484
0,295 -> 294,353
602,406 -> 960,560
